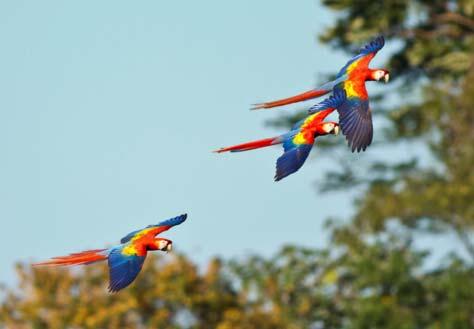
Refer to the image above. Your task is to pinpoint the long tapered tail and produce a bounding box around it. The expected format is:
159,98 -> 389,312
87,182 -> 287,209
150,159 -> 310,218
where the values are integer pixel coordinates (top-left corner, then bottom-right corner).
33,249 -> 108,266
214,136 -> 282,153
251,89 -> 329,110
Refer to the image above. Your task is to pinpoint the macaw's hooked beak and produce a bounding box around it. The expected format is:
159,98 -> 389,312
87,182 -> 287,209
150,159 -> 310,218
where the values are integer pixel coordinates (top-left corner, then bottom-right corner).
333,125 -> 340,136
166,243 -> 172,253
384,73 -> 390,83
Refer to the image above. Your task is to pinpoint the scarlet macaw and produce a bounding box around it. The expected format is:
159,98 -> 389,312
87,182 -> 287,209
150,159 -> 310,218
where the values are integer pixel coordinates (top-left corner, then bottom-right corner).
34,214 -> 187,292
251,36 -> 389,152
216,90 -> 345,181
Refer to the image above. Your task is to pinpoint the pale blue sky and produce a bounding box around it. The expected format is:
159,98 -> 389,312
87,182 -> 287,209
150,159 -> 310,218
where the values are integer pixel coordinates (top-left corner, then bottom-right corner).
0,1 -> 463,286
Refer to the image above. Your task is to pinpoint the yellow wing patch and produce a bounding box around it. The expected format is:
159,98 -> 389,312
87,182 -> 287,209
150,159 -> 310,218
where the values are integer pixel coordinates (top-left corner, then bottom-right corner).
292,133 -> 308,145
344,80 -> 358,98
292,113 -> 321,145
301,112 -> 323,129
345,54 -> 371,75
344,79 -> 368,99
346,58 -> 362,74
346,57 -> 367,74
130,228 -> 154,242
122,244 -> 138,256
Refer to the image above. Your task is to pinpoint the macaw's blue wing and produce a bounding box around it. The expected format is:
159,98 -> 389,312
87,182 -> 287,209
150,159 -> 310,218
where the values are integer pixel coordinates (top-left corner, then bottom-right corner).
275,144 -> 313,181
290,90 -> 345,131
336,35 -> 385,78
337,96 -> 373,152
307,89 -> 347,115
107,247 -> 146,292
120,214 -> 187,244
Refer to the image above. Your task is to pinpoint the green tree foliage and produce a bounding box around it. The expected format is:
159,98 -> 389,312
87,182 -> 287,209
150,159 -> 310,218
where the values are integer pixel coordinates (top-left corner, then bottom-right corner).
231,237 -> 474,328
2,243 -> 473,328
271,0 -> 474,259
0,255 -> 241,329
321,0 -> 474,80
2,1 -> 474,328
317,0 -> 474,260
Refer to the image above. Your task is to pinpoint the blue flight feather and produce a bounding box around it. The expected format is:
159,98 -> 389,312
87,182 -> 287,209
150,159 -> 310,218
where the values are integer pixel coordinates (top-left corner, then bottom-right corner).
275,144 -> 313,181
107,247 -> 146,292
120,214 -> 187,244
337,97 -> 373,152
152,214 -> 187,229
281,131 -> 300,151
359,35 -> 385,56
308,89 -> 346,114
336,35 -> 385,78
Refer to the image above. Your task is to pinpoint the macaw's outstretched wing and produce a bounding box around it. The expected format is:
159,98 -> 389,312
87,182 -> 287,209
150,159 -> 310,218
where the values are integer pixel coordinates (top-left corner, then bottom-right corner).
120,214 -> 187,244
276,94 -> 343,181
107,247 -> 146,292
337,96 -> 373,152
336,36 -> 385,78
274,144 -> 313,181
290,90 -> 344,130
306,88 -> 347,116
273,127 -> 316,181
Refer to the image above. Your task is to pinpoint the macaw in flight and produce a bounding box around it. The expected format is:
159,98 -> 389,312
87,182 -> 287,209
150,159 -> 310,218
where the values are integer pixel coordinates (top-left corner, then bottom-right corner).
251,36 -> 389,152
215,90 -> 345,181
34,214 -> 187,292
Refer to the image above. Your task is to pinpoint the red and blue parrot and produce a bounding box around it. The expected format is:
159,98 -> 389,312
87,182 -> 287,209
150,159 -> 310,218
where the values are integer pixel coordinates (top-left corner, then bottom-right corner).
216,90 -> 345,181
34,214 -> 187,292
251,36 -> 389,152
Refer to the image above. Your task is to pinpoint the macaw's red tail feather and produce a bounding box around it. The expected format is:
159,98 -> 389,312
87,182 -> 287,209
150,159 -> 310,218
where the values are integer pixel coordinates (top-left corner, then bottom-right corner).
33,249 -> 108,266
251,89 -> 329,110
214,136 -> 280,153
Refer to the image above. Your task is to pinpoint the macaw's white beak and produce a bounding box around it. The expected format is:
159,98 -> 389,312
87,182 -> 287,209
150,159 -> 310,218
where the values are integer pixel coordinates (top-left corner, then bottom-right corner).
334,125 -> 340,136
166,243 -> 172,252
384,73 -> 390,83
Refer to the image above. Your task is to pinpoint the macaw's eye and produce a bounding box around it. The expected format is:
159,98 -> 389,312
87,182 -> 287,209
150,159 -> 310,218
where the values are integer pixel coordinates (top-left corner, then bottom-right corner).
324,123 -> 337,134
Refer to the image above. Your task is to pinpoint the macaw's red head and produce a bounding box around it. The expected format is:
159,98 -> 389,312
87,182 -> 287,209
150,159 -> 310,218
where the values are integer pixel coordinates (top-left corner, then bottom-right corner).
369,69 -> 390,83
153,238 -> 173,252
319,122 -> 340,136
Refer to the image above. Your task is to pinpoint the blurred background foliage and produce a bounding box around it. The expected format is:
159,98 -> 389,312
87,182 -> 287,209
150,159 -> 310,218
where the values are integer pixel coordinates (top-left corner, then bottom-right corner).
2,0 -> 474,328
